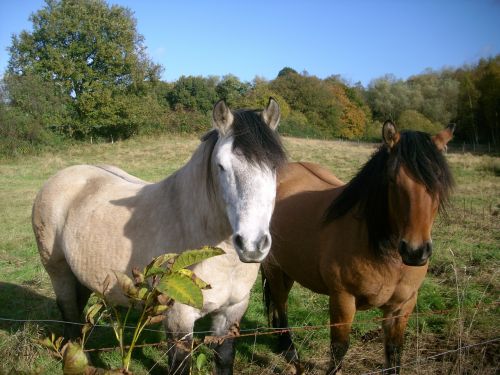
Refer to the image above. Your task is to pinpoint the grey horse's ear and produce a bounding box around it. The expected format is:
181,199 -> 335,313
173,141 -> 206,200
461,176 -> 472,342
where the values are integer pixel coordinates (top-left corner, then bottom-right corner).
213,100 -> 234,135
262,97 -> 280,130
382,120 -> 400,149
432,123 -> 456,152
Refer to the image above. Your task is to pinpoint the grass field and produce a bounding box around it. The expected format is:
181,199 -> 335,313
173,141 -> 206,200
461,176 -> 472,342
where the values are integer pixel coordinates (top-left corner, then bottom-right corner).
0,134 -> 498,374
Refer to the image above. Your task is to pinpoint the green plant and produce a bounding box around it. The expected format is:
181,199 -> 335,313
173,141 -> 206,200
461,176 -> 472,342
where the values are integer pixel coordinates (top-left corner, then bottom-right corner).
40,246 -> 224,374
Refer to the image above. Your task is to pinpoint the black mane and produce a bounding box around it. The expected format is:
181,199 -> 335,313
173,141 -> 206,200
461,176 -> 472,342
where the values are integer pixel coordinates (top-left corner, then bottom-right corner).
202,108 -> 287,169
201,108 -> 287,197
324,130 -> 454,255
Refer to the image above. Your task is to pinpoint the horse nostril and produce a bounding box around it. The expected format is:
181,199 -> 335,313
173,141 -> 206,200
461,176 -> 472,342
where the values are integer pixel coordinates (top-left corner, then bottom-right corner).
398,240 -> 409,256
256,234 -> 271,252
233,234 -> 244,250
425,241 -> 433,257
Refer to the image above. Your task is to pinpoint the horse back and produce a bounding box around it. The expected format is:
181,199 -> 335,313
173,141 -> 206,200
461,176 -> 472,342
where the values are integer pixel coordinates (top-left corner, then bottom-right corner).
32,164 -> 146,282
277,162 -> 344,199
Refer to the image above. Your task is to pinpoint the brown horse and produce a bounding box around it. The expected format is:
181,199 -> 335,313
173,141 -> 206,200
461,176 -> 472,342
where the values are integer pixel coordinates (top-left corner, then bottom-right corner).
262,121 -> 455,374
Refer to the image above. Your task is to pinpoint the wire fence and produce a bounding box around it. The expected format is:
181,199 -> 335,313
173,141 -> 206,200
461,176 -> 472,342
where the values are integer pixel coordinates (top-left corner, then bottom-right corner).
1,300 -> 498,373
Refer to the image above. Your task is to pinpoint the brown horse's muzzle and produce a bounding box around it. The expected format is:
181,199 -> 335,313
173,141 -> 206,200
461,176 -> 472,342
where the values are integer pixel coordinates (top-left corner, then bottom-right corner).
398,240 -> 432,266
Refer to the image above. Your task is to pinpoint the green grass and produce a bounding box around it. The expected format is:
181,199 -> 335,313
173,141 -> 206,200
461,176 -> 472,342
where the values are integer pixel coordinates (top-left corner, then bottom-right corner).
0,134 -> 498,374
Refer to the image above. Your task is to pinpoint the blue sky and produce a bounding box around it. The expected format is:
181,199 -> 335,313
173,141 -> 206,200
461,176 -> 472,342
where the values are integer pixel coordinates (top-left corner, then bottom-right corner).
1,0 -> 499,86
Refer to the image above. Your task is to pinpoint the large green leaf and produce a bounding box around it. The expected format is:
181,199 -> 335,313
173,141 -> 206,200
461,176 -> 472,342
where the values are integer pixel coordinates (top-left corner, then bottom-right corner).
144,253 -> 177,277
177,268 -> 211,289
156,273 -> 204,309
171,246 -> 225,272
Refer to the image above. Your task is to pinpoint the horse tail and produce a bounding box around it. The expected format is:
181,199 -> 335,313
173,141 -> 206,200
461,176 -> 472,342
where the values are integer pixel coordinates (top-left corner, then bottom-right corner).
261,265 -> 273,327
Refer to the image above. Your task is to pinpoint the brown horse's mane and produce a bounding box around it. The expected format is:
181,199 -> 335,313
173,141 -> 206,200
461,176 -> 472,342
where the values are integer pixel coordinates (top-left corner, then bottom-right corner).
202,108 -> 287,197
324,130 -> 454,255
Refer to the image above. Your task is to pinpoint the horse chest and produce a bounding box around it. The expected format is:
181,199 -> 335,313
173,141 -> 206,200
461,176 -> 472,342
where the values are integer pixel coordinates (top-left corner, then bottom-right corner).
350,264 -> 426,310
193,252 -> 260,312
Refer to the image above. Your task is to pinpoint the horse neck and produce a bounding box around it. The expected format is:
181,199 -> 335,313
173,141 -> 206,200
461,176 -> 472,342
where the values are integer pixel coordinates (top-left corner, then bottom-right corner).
156,141 -> 231,248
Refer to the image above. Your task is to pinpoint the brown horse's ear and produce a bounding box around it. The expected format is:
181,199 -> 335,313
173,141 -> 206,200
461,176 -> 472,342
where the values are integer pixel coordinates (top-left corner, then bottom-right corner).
382,120 -> 400,149
212,99 -> 234,136
432,123 -> 456,152
262,97 -> 281,130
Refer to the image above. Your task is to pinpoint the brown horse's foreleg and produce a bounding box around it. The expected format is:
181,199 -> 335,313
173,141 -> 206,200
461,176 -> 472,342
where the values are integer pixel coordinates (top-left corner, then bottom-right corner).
327,293 -> 356,375
261,264 -> 299,365
381,295 -> 417,374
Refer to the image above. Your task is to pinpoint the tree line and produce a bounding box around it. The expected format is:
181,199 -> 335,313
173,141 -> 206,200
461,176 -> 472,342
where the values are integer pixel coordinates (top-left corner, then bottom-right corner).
1,0 -> 498,156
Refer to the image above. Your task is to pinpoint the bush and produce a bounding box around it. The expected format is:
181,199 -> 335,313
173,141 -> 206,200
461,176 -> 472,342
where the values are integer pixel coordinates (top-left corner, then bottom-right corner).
362,120 -> 384,142
163,110 -> 212,134
0,105 -> 65,157
398,109 -> 442,134
279,111 -> 325,138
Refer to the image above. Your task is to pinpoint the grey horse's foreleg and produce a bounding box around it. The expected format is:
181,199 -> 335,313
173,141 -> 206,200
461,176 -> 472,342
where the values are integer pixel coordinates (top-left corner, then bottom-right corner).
164,304 -> 198,375
168,338 -> 193,375
47,260 -> 87,340
210,298 -> 249,375
212,336 -> 237,375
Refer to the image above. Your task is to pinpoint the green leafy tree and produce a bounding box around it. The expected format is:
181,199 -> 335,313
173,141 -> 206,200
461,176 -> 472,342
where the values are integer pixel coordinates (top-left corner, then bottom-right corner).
407,70 -> 460,126
7,0 -> 162,139
475,57 -> 500,146
235,78 -> 290,118
455,68 -> 481,143
276,67 -> 298,78
0,74 -> 68,155
271,69 -> 342,137
167,75 -> 218,112
366,75 -> 411,121
215,74 -> 250,106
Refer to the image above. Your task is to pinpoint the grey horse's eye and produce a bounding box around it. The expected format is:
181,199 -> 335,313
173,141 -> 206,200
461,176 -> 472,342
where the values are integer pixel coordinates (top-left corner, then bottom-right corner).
217,164 -> 225,172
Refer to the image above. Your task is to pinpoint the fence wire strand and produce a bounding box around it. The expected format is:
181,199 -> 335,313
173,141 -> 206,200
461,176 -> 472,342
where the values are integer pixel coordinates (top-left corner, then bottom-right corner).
1,300 -> 498,373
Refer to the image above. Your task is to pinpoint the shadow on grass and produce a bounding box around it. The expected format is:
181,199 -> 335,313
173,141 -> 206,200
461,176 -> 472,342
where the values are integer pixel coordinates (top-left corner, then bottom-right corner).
233,315 -> 324,374
0,282 -> 60,333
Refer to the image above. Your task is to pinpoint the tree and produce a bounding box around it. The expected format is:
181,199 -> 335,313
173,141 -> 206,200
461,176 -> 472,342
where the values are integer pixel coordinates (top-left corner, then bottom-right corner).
167,75 -> 218,112
277,67 -> 298,78
7,0 -> 162,139
235,78 -> 290,118
366,75 -> 411,121
0,73 -> 69,155
324,77 -> 369,139
407,71 -> 459,126
271,70 -> 342,137
455,68 -> 481,143
475,57 -> 500,146
215,75 -> 250,106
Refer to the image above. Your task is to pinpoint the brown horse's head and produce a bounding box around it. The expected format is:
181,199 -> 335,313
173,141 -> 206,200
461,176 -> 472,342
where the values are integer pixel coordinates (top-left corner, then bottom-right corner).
382,121 -> 455,266
325,121 -> 455,266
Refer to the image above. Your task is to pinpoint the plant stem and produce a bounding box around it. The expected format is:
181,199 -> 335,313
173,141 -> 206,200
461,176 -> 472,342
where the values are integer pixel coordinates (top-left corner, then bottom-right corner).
124,305 -> 149,371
